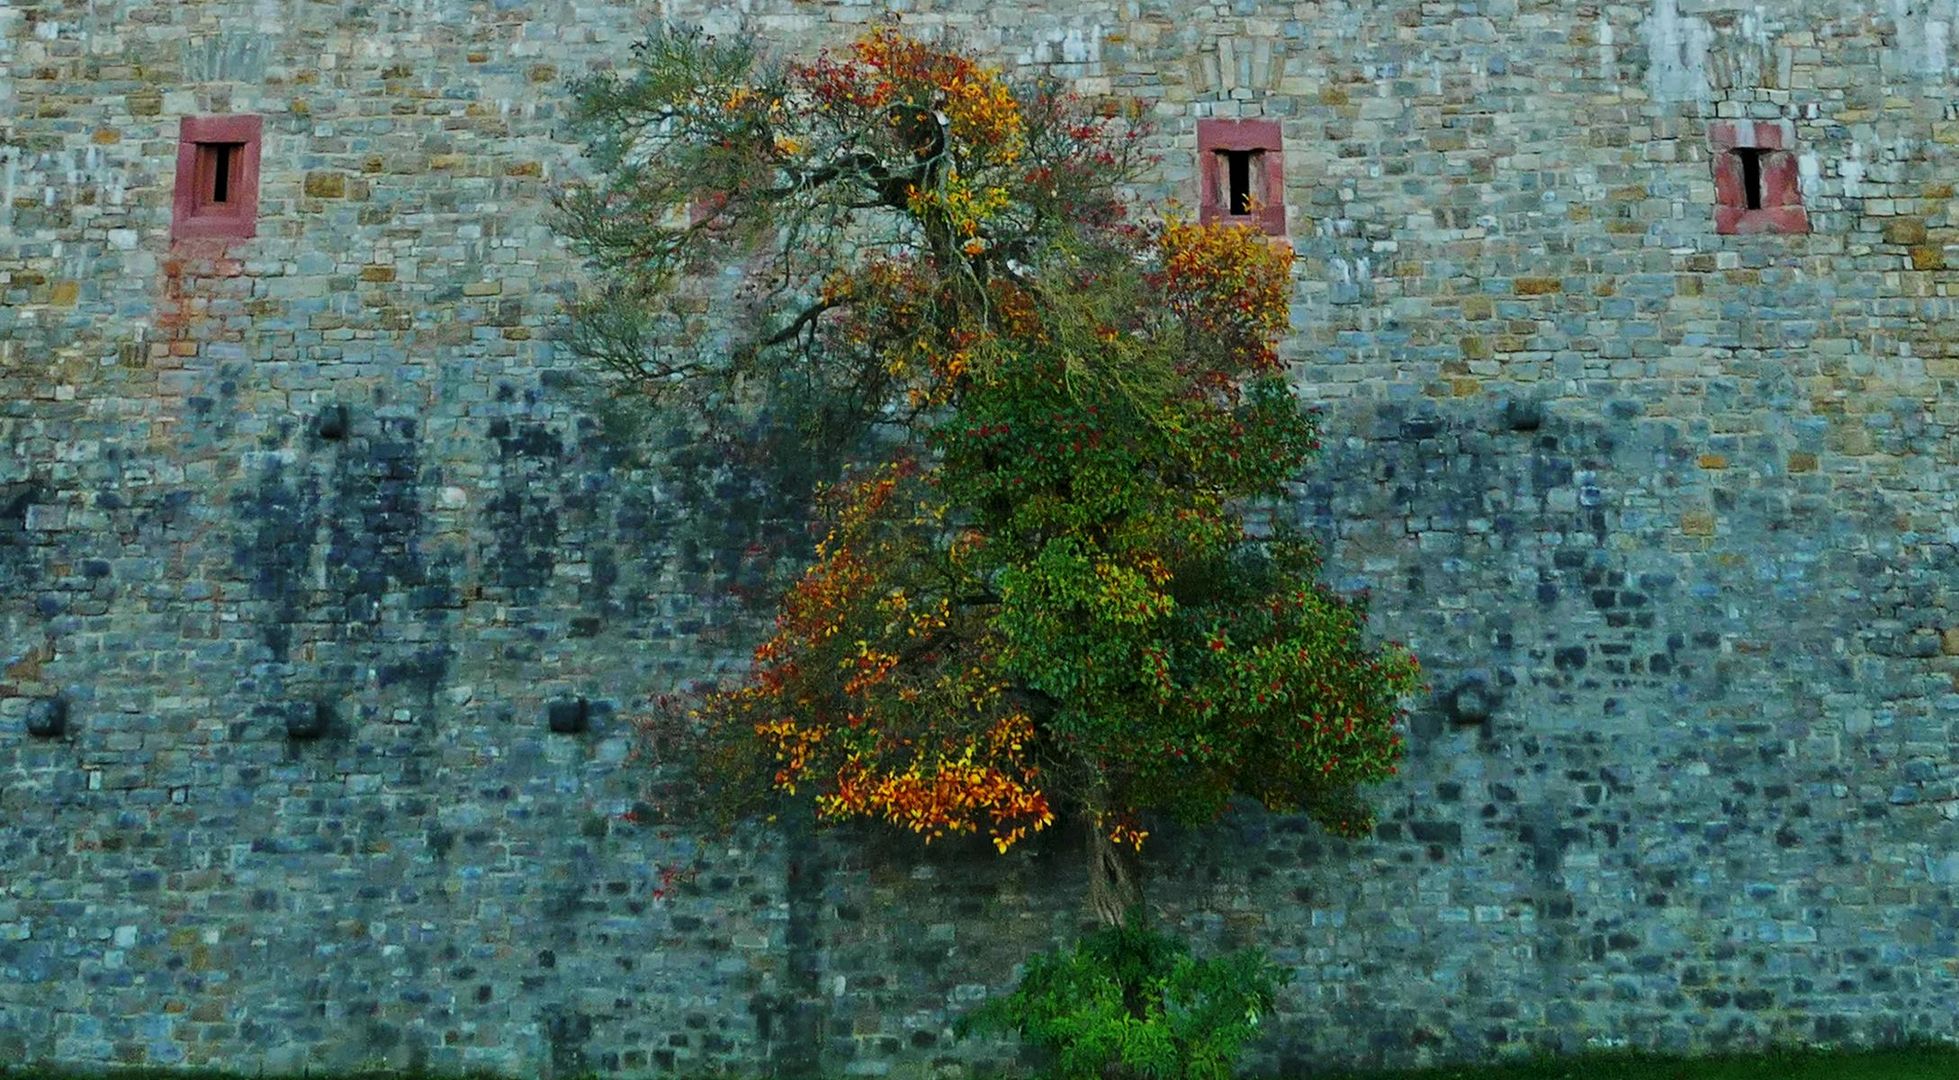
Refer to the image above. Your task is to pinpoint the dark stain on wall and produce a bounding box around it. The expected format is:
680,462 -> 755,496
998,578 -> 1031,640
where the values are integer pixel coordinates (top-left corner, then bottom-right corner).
487,414 -> 565,594
235,451 -> 320,663
0,476 -> 48,643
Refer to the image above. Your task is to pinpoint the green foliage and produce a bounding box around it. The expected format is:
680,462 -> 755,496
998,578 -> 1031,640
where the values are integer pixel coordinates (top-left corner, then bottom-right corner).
961,922 -> 1287,1080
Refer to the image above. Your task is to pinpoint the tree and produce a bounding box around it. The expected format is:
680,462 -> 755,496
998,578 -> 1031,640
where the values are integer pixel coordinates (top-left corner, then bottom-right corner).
558,26 -> 1421,926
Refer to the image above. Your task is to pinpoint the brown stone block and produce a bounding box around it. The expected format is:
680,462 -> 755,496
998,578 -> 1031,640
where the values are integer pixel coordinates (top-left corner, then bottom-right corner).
1910,245 -> 1945,270
1943,627 -> 1959,656
1886,218 -> 1928,245
1788,452 -> 1818,473
1681,510 -> 1716,536
360,266 -> 395,283
303,172 -> 346,198
1697,453 -> 1728,469
1514,277 -> 1561,295
51,281 -> 79,307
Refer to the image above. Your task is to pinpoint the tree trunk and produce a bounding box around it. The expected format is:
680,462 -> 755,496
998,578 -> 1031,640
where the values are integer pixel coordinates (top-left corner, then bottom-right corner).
1085,813 -> 1142,928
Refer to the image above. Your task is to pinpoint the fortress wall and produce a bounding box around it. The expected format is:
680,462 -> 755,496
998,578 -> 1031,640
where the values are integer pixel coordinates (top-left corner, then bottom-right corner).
2,0 -> 1956,1074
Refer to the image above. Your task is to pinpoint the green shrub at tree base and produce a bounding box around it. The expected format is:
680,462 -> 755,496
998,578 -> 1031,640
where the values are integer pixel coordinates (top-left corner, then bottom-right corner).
960,920 -> 1286,1080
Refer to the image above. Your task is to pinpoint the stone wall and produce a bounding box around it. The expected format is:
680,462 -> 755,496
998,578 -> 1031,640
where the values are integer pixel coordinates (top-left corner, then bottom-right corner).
2,0 -> 1956,1075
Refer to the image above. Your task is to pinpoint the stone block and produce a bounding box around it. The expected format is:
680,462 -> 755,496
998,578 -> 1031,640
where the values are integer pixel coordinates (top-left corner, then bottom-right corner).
1884,218 -> 1928,245
302,172 -> 347,198
23,504 -> 67,531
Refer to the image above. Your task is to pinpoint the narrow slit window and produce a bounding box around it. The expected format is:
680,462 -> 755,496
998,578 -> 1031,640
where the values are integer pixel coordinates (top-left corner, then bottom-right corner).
173,115 -> 263,241
1224,150 -> 1256,215
1735,148 -> 1765,211
1708,121 -> 1807,236
1196,119 -> 1286,236
204,143 -> 240,206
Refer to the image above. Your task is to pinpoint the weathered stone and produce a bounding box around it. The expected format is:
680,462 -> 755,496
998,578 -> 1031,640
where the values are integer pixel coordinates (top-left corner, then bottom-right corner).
285,700 -> 332,740
1441,677 -> 1498,724
316,403 -> 349,440
1500,397 -> 1543,432
1884,218 -> 1928,245
25,697 -> 68,738
302,171 -> 346,198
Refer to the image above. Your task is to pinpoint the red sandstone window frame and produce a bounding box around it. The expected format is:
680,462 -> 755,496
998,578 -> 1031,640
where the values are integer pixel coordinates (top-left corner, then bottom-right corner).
172,114 -> 263,241
1197,118 -> 1286,236
1709,121 -> 1807,236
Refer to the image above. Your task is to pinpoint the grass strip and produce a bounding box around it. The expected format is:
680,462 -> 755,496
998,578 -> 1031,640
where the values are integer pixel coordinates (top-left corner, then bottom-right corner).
4,1043 -> 1958,1080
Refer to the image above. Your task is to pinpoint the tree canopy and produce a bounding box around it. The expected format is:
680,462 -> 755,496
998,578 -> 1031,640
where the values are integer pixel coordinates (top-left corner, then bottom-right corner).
559,26 -> 1420,921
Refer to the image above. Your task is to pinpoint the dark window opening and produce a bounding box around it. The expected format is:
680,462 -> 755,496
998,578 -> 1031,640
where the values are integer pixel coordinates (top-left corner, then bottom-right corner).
1223,150 -> 1256,215
1735,148 -> 1765,210
210,144 -> 235,203
195,142 -> 245,211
